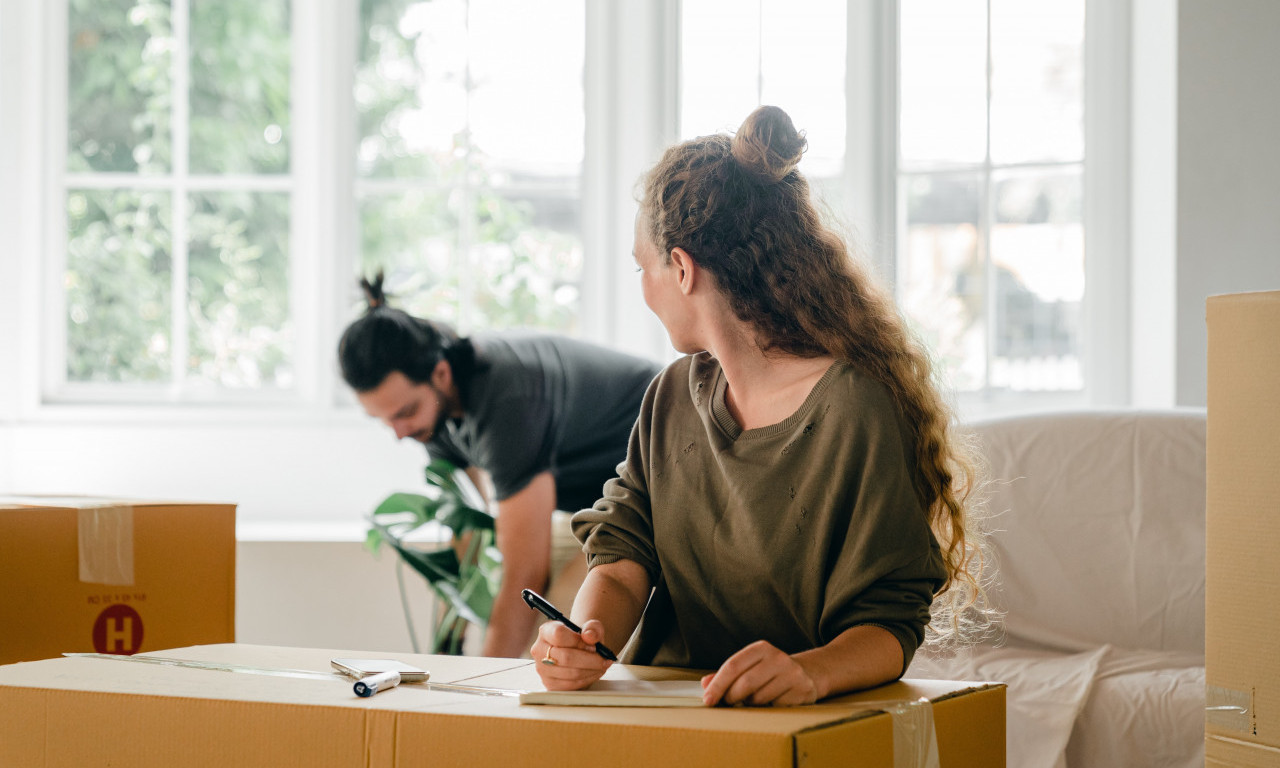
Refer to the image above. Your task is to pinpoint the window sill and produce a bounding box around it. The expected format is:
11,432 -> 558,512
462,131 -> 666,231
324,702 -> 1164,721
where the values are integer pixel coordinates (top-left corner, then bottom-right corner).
237,519 -> 451,544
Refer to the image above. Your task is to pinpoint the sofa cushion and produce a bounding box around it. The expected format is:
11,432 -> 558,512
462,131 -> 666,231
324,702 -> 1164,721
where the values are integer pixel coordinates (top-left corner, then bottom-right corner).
966,409 -> 1206,654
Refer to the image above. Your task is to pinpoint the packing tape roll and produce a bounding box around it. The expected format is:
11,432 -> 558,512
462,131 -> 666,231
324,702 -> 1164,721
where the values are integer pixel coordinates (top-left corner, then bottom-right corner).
886,697 -> 940,768
78,505 -> 135,585
1206,685 -> 1253,733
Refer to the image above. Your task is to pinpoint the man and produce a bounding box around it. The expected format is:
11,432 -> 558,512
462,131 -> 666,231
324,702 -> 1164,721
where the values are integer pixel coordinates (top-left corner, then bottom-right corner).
339,273 -> 662,657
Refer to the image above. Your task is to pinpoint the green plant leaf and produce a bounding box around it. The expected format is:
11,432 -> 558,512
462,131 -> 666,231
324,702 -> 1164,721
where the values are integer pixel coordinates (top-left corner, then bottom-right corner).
386,539 -> 461,585
431,578 -> 486,626
437,501 -> 495,534
480,546 -> 504,594
363,456 -> 503,652
455,566 -> 495,623
424,459 -> 466,494
370,492 -> 440,526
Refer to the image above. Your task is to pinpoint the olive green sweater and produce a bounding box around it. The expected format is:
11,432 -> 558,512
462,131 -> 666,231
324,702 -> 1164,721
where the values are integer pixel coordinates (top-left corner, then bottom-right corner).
573,353 -> 946,672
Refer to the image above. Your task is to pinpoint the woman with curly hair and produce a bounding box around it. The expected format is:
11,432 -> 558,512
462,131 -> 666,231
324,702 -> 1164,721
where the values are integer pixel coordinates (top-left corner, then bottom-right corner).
532,105 -> 985,706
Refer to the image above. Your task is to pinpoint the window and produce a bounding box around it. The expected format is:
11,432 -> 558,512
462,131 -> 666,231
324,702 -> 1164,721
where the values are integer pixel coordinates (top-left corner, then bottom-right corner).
354,0 -> 584,334
3,0 -> 1129,524
47,0 -> 585,404
61,0 -> 294,397
680,0 -> 1103,407
898,0 -> 1086,397
679,0 -> 852,230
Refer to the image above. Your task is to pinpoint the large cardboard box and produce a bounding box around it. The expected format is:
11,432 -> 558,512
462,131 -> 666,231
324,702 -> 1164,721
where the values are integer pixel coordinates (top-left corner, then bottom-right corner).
1206,290 -> 1280,766
0,496 -> 235,665
0,644 -> 1005,768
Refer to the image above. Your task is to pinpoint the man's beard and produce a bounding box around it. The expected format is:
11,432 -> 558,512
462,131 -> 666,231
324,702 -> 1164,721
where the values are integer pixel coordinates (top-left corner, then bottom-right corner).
412,385 -> 455,444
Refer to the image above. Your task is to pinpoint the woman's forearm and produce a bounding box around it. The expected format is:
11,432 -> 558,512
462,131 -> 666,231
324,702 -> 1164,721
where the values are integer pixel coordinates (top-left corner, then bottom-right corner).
792,625 -> 905,700
569,558 -> 651,653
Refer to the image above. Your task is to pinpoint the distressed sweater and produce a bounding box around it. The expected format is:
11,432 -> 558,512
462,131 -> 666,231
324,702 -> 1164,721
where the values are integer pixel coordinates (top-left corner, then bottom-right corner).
573,352 -> 946,672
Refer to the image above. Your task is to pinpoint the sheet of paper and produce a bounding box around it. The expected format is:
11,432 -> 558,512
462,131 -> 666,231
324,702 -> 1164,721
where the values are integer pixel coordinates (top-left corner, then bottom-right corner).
519,678 -> 708,707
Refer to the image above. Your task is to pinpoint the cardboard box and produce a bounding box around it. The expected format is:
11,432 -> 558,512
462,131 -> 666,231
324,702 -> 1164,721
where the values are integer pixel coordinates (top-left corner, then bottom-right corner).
0,644 -> 1005,768
0,496 -> 235,665
1206,290 -> 1280,764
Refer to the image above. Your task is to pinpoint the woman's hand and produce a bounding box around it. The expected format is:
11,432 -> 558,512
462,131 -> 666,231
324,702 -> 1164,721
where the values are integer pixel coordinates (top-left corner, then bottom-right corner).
531,618 -> 613,690
700,640 -> 821,707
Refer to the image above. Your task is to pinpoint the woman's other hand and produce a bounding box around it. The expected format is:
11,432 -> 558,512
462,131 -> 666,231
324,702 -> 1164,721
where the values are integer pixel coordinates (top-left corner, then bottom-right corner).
700,640 -> 820,707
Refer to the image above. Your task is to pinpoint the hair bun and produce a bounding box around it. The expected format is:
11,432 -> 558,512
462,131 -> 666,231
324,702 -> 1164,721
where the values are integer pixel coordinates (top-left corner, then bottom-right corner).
360,269 -> 388,312
730,105 -> 807,184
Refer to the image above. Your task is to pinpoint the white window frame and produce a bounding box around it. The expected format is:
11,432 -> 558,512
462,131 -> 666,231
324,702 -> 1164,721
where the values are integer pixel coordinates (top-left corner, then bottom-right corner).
885,0 -> 1132,419
669,0 -> 1130,419
0,0 -> 1129,527
11,0 -> 674,422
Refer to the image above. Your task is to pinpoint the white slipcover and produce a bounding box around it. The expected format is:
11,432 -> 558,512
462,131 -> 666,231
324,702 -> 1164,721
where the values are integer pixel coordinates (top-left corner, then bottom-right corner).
907,409 -> 1206,768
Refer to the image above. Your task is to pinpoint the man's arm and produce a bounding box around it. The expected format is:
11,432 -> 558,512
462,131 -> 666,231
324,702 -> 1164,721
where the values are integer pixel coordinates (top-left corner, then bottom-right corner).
463,467 -> 491,507
481,470 -> 557,658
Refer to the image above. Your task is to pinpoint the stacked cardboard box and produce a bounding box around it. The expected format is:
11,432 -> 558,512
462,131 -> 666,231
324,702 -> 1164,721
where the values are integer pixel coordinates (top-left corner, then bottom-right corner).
0,496 -> 235,665
1206,290 -> 1280,766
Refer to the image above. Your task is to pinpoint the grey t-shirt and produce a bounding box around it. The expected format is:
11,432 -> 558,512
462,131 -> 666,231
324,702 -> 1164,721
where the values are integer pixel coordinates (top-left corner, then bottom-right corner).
427,333 -> 663,512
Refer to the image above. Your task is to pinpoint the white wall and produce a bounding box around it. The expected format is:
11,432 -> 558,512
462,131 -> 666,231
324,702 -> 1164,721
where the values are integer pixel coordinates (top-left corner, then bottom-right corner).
1172,0 -> 1280,407
1,416 -> 425,528
236,540 -> 440,654
1129,0 -> 1178,407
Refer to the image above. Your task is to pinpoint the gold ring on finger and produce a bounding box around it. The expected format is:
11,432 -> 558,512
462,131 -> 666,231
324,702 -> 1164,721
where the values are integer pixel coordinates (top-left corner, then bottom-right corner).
540,648 -> 556,666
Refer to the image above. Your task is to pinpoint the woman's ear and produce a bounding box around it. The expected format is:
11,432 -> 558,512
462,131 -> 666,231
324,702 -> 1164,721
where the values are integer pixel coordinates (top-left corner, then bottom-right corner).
669,247 -> 697,295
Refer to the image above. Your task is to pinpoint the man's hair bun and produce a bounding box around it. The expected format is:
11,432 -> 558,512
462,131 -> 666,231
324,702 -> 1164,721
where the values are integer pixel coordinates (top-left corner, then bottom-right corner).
360,269 -> 388,312
730,105 -> 807,184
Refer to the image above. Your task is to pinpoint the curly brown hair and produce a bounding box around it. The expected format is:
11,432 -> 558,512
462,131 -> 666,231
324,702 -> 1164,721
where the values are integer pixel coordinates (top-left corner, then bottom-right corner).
639,106 -> 988,639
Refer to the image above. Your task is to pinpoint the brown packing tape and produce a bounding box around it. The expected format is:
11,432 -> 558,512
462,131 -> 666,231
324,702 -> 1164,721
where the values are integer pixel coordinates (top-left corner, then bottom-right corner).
77,505 -> 134,586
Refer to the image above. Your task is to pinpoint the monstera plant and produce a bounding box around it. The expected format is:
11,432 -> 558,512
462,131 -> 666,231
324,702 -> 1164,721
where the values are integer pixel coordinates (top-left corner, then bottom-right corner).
365,459 -> 501,655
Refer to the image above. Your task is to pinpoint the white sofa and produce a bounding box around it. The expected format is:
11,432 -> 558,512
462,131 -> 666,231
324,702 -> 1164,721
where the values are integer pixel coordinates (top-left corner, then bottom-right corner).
907,409 -> 1206,768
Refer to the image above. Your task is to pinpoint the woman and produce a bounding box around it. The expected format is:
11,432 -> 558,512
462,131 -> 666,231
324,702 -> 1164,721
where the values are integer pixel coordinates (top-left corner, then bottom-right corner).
533,106 -> 983,707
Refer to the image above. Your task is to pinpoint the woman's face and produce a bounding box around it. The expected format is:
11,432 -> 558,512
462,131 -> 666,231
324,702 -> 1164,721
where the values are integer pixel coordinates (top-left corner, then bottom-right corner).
633,217 -> 697,353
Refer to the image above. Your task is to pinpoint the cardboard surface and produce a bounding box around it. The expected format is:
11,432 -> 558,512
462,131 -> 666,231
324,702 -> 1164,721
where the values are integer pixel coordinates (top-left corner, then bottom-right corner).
1206,735 -> 1280,768
0,643 -> 1005,768
0,497 -> 236,665
1206,290 -> 1280,752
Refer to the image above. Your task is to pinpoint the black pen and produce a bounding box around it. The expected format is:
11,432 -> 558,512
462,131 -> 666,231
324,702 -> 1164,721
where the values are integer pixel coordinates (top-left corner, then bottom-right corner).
520,588 -> 618,661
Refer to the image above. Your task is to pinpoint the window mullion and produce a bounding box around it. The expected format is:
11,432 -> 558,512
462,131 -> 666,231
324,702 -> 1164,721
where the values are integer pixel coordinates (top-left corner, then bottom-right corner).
42,0 -> 71,403
851,0 -> 896,285
171,0 -> 192,396
292,0 -> 355,408
458,0 -> 475,335
981,0 -> 995,400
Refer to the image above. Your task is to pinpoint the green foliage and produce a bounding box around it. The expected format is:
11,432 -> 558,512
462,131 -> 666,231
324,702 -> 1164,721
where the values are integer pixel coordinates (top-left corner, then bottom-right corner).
65,0 -> 583,388
68,0 -> 172,173
354,0 -> 583,337
66,190 -> 173,383
189,0 -> 291,174
186,191 -> 292,387
365,459 -> 501,655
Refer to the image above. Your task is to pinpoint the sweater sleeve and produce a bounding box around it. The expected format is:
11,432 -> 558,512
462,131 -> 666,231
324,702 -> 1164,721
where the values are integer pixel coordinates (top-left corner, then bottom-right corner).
570,371 -> 663,585
818,384 -> 947,672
